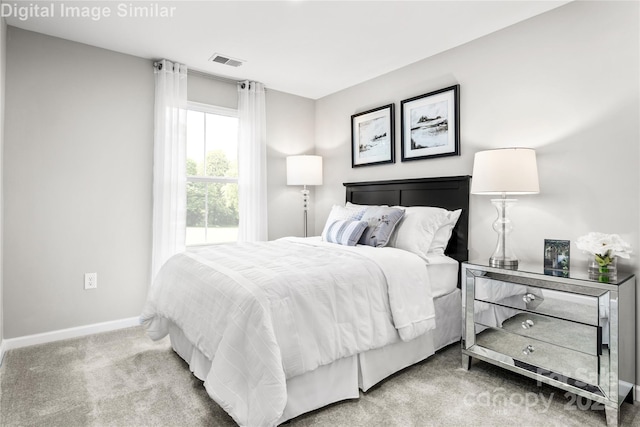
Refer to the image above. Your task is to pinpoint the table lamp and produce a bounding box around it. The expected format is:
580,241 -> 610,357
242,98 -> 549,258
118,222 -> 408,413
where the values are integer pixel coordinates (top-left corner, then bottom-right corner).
471,148 -> 539,269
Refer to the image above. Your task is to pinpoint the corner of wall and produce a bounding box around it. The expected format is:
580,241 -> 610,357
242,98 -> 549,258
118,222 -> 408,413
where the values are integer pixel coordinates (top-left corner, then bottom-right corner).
0,16 -> 7,350
0,339 -> 5,367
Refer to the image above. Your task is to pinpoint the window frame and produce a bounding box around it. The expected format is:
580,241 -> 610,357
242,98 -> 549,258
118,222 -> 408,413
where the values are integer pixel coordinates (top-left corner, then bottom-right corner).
186,101 -> 239,246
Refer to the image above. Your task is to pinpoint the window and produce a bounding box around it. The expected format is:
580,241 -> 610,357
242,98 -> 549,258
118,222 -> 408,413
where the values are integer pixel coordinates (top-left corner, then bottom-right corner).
186,102 -> 239,245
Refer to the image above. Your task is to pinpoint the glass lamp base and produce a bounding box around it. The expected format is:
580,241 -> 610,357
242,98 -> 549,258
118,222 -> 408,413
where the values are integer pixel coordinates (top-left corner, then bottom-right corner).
489,257 -> 518,270
489,198 -> 519,270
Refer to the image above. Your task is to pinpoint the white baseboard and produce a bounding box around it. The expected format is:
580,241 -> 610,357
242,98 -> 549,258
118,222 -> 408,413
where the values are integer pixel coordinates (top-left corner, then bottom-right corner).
0,316 -> 141,364
636,385 -> 640,402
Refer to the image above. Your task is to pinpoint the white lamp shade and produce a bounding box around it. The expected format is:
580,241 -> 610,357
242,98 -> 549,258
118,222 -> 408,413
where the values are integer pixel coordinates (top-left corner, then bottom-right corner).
286,155 -> 323,186
471,148 -> 540,195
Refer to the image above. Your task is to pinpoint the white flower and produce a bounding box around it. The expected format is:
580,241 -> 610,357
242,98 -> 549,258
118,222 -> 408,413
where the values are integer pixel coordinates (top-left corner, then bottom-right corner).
576,232 -> 632,260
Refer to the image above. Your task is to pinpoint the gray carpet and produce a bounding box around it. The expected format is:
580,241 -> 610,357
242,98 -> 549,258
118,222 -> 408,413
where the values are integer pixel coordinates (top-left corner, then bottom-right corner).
1,326 -> 639,426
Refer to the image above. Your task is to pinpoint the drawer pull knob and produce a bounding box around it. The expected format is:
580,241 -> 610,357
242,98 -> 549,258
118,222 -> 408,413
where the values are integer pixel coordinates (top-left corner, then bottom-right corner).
522,345 -> 535,355
521,319 -> 535,329
523,293 -> 536,303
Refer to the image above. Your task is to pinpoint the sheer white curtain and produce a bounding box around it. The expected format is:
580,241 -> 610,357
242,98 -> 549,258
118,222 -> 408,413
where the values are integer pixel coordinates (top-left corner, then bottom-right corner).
151,59 -> 188,283
237,81 -> 268,242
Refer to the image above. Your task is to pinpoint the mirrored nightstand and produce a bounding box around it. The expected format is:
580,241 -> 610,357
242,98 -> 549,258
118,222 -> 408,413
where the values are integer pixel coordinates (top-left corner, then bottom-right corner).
461,261 -> 635,426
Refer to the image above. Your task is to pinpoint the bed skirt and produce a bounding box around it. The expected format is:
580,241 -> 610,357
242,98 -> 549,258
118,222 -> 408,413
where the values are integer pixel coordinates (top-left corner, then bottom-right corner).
168,288 -> 461,424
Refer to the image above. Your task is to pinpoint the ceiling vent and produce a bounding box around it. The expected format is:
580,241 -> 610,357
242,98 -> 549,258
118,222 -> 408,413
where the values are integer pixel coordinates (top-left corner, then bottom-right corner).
209,53 -> 245,67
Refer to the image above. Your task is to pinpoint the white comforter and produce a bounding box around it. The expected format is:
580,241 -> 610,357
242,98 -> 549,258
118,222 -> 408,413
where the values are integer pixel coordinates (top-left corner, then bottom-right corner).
141,237 -> 435,427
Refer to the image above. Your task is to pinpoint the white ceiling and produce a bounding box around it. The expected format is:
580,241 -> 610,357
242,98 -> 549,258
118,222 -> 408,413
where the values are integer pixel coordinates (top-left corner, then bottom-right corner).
5,0 -> 570,99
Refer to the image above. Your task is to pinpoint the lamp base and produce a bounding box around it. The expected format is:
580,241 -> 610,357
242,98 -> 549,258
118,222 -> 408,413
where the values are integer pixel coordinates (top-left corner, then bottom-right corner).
489,257 -> 518,270
489,197 -> 519,271
301,187 -> 310,238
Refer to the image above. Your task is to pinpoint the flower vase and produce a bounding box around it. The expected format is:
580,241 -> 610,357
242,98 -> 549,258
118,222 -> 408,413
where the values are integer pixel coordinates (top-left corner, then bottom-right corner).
587,257 -> 617,282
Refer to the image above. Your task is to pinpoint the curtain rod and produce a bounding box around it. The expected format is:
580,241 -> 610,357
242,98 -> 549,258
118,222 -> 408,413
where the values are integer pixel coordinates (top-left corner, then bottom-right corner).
187,69 -> 243,85
154,62 -> 265,89
189,69 -> 268,91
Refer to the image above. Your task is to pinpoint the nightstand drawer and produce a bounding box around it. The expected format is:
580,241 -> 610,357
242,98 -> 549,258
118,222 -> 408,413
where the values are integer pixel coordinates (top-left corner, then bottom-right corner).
475,327 -> 598,386
474,277 -> 599,325
474,303 -> 598,355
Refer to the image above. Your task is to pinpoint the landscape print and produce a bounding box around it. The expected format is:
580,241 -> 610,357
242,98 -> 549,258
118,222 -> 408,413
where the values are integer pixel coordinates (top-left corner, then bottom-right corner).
409,100 -> 449,150
351,104 -> 394,167
401,85 -> 459,161
359,116 -> 390,158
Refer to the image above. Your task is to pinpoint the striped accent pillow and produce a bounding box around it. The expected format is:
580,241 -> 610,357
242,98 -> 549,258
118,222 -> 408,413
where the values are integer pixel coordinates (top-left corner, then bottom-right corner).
321,205 -> 367,240
325,220 -> 369,246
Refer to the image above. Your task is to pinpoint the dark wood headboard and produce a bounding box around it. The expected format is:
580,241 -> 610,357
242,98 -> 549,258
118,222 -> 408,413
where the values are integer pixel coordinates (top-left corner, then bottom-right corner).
343,176 -> 471,264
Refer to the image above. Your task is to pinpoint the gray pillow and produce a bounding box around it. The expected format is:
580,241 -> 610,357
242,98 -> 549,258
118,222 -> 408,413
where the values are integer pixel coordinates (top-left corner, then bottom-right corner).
358,207 -> 405,247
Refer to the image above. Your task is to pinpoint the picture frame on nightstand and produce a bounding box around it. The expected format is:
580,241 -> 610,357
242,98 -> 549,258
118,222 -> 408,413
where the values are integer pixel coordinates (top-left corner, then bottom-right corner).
544,239 -> 570,277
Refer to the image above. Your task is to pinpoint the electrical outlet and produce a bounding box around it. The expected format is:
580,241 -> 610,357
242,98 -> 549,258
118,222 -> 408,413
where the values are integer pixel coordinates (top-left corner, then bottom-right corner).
84,273 -> 97,290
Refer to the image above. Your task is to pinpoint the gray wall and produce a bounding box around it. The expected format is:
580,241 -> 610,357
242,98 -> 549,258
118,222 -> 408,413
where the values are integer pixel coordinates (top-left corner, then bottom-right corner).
3,29 -> 316,339
4,27 -> 155,338
0,17 -> 6,346
314,0 -> 639,376
187,74 -> 237,109
265,89 -> 316,239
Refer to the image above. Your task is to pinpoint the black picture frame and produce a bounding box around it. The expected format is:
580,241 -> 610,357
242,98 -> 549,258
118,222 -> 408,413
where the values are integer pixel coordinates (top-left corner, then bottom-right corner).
351,104 -> 395,168
400,85 -> 460,162
544,239 -> 570,277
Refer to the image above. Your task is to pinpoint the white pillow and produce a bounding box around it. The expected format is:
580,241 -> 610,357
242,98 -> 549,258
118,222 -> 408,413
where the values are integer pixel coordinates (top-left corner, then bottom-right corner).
324,220 -> 369,246
430,209 -> 462,255
321,205 -> 367,240
388,206 -> 452,260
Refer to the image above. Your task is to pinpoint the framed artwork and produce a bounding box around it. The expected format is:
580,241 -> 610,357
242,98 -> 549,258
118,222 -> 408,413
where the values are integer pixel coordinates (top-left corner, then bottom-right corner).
400,85 -> 459,162
351,104 -> 395,167
544,239 -> 570,277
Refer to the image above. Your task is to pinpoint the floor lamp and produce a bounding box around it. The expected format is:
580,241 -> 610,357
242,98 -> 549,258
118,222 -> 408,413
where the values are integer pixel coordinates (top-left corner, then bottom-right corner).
471,148 -> 539,269
286,155 -> 323,237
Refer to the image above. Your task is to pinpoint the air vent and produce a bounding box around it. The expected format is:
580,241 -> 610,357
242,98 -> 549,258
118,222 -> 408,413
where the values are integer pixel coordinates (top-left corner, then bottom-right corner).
209,53 -> 245,67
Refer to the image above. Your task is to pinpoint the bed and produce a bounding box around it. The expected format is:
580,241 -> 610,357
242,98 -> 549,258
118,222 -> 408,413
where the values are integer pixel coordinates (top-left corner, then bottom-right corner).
142,176 -> 470,426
